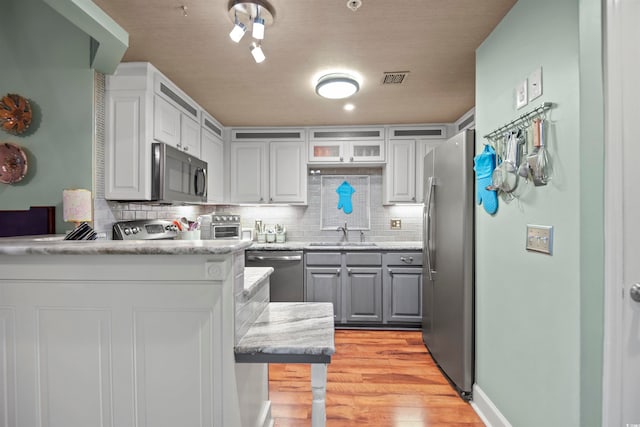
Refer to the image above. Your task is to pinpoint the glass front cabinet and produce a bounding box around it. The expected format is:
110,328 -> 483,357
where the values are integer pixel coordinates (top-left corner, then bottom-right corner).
308,127 -> 385,164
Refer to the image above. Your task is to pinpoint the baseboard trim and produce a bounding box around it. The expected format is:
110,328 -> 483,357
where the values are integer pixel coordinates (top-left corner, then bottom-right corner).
255,400 -> 273,427
470,384 -> 512,427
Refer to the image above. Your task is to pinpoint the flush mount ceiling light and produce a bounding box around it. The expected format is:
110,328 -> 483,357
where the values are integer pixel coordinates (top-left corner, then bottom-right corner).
227,0 -> 274,62
315,74 -> 360,99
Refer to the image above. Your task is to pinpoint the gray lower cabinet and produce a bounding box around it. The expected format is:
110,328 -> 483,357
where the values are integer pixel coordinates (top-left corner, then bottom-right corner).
305,266 -> 342,321
305,252 -> 342,321
344,252 -> 383,323
383,252 -> 423,324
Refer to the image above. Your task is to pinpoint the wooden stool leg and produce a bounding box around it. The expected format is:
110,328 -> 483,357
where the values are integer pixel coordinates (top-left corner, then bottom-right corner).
311,363 -> 328,427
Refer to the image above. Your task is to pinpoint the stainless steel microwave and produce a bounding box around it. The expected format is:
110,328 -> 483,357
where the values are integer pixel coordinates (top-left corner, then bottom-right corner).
151,143 -> 207,203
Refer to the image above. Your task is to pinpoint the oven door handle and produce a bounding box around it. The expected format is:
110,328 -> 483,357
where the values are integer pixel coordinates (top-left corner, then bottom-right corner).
246,255 -> 302,262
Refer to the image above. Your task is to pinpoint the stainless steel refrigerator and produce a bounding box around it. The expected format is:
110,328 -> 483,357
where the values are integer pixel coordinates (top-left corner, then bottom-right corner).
422,129 -> 474,400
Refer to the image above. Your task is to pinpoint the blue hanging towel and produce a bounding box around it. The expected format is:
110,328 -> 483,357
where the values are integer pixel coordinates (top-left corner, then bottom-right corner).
473,144 -> 498,215
336,181 -> 356,214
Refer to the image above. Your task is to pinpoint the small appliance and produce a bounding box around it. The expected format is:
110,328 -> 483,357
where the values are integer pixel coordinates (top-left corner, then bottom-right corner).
200,213 -> 241,240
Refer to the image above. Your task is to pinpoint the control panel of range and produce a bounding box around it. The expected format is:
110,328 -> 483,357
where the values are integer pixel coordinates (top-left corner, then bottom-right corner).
112,219 -> 178,240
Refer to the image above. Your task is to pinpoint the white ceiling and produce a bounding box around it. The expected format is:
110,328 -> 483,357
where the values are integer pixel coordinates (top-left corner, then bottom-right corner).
92,0 -> 515,127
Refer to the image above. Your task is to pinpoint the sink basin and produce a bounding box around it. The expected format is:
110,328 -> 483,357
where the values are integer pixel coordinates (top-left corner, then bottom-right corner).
308,242 -> 377,247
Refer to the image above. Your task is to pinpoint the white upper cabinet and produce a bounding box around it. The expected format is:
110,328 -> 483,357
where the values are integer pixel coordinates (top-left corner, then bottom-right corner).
230,129 -> 307,204
200,112 -> 225,204
153,95 -> 181,147
308,127 -> 385,164
384,126 -> 447,204
105,62 -> 218,201
270,141 -> 306,203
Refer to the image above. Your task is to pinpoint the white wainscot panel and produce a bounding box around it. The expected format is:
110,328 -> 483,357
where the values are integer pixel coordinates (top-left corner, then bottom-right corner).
36,308 -> 113,427
134,309 -> 213,427
0,308 -> 16,427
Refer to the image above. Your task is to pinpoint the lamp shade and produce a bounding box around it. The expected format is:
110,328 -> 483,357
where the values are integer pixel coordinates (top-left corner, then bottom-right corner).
63,189 -> 92,223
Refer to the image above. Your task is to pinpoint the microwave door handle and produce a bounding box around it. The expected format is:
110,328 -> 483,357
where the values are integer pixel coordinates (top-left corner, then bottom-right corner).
195,168 -> 207,197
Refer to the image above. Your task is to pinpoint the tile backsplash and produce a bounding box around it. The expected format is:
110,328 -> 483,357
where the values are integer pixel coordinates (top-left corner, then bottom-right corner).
93,72 -> 422,241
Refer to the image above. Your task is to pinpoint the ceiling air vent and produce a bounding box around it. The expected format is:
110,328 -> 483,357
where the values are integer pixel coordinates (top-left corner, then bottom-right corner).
382,71 -> 409,85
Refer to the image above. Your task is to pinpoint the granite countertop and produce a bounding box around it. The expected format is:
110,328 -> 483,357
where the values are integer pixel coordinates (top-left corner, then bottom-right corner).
249,241 -> 423,251
0,235 -> 252,256
235,302 -> 335,363
243,266 -> 274,299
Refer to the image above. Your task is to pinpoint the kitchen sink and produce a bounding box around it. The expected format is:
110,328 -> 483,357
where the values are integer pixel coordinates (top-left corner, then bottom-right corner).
308,242 -> 377,247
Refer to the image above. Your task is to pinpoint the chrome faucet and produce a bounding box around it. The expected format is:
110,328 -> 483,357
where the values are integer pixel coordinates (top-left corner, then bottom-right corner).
337,221 -> 348,241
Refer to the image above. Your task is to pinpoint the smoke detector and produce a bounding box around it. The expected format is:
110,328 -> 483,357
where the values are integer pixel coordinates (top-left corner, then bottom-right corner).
347,0 -> 362,12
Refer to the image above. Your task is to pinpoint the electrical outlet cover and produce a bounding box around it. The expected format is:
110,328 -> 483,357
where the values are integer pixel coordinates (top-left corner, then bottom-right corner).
529,67 -> 543,101
516,79 -> 528,109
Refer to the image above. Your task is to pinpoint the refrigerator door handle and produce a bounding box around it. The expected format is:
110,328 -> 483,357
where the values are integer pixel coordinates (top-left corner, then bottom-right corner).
425,176 -> 436,281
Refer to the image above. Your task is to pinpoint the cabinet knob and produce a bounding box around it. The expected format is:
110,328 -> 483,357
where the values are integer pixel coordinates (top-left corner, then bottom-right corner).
184,146 -> 189,151
259,197 -> 264,202
400,256 -> 414,264
388,268 -> 394,275
347,268 -> 352,276
339,156 -> 344,162
411,197 -> 416,201
269,197 -> 273,202
336,268 -> 341,276
350,156 -> 354,162
176,143 -> 182,148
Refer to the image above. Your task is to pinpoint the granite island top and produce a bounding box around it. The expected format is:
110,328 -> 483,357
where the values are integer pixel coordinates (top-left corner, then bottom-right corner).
249,241 -> 422,251
243,266 -> 274,299
235,302 -> 335,364
0,235 -> 252,255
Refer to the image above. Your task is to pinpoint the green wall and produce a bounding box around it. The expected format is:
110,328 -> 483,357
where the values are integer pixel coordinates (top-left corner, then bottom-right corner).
0,0 -> 94,233
475,0 -> 604,425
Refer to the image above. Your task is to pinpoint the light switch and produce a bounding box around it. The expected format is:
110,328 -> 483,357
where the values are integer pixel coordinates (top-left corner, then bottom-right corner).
390,219 -> 402,229
526,224 -> 553,255
529,67 -> 543,101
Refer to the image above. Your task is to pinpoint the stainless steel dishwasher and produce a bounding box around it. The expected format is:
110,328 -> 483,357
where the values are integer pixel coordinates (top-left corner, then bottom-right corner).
245,250 -> 304,302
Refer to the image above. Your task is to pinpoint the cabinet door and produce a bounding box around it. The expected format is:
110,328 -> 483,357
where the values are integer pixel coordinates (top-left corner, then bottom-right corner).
415,139 -> 443,203
350,140 -> 385,163
201,129 -> 224,203
308,141 -> 343,162
305,267 -> 342,322
384,267 -> 422,323
345,267 -> 382,322
386,140 -> 417,203
105,91 -> 152,200
180,115 -> 201,157
153,95 -> 181,148
270,141 -> 306,203
229,142 -> 268,203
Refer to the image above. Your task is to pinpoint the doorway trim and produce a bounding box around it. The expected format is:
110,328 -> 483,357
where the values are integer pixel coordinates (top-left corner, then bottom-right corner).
602,0 -> 624,425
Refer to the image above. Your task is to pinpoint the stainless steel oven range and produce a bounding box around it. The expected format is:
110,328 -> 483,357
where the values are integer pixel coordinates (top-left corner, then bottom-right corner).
112,219 -> 178,240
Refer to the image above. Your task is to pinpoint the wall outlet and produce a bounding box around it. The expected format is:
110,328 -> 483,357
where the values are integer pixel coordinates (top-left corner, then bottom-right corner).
529,67 -> 543,101
390,219 -> 402,229
526,224 -> 553,255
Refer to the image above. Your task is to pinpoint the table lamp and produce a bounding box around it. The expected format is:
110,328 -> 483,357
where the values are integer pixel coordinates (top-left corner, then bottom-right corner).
63,189 -> 92,229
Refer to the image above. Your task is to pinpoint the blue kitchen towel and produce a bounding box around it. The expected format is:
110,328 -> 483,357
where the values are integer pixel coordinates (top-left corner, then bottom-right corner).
473,144 -> 498,215
336,181 -> 356,214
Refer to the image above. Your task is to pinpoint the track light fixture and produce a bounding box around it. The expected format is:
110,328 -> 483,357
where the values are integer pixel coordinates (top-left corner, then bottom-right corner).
229,12 -> 247,43
250,42 -> 265,63
227,0 -> 274,63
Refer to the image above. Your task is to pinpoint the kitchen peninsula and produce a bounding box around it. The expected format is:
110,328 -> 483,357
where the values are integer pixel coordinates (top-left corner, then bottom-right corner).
0,238 -> 335,427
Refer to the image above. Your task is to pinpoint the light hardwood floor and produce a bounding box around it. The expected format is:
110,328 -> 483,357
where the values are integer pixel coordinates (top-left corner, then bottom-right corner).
269,329 -> 485,427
